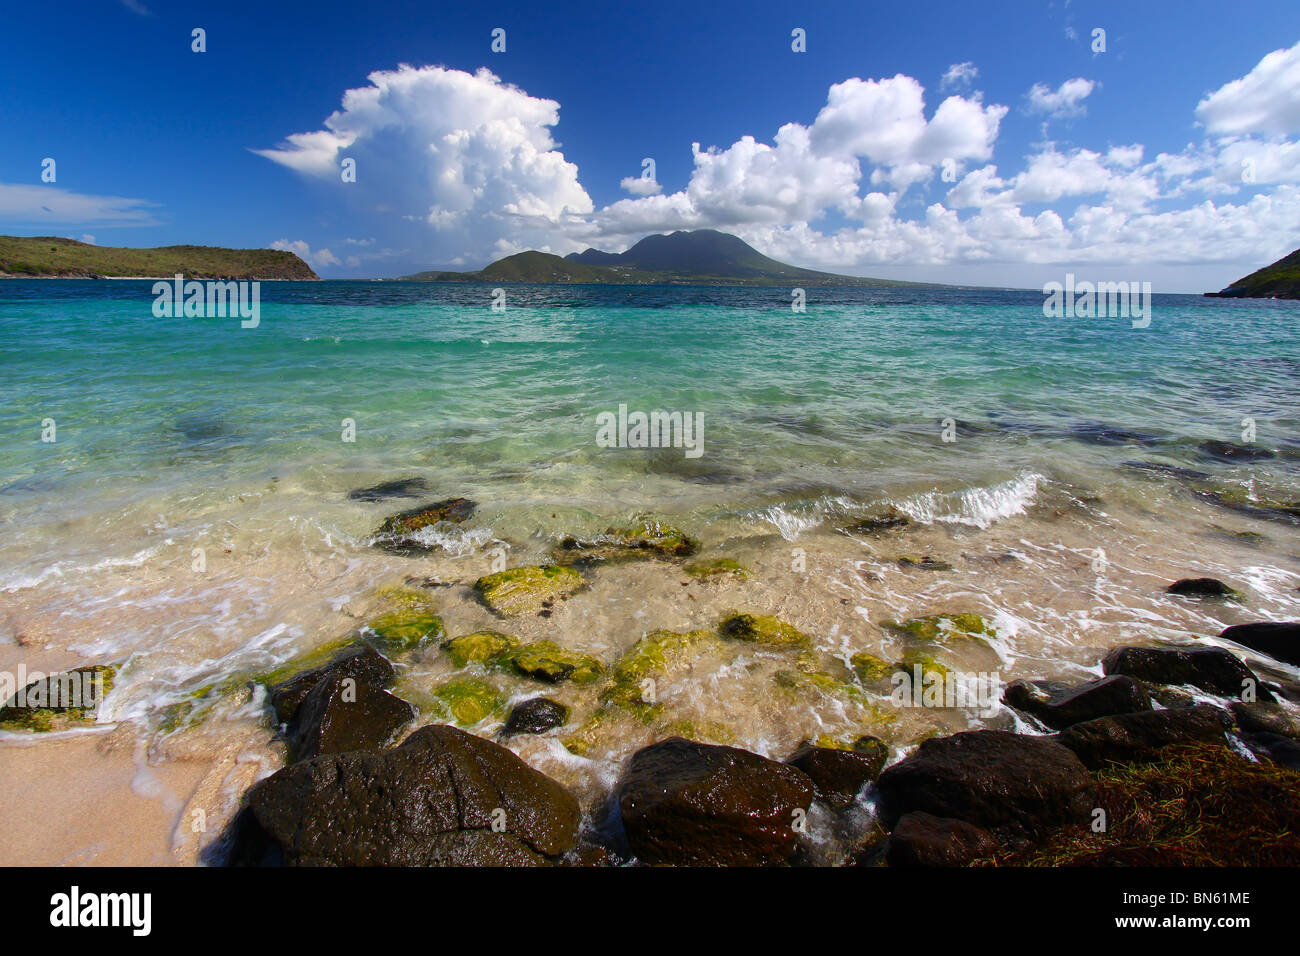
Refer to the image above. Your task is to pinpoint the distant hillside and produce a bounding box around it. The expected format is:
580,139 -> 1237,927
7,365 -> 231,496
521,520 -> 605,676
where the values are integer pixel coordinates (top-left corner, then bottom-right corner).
1207,247 -> 1300,299
0,236 -> 319,280
399,229 -> 936,288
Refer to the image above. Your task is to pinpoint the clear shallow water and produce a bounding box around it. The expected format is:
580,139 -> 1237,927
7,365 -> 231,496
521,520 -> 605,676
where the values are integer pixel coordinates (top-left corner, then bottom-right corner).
2,280 -> 1300,846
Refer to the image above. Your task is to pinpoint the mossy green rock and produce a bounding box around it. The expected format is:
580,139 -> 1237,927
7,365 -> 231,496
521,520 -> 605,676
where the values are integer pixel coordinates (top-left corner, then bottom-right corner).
432,677 -> 503,726
719,612 -> 811,647
508,640 -> 604,684
552,519 -> 699,566
602,628 -> 719,715
0,664 -> 116,732
883,613 -> 995,647
366,608 -> 445,654
377,497 -> 476,535
475,565 -> 587,617
442,630 -> 520,668
684,557 -> 749,580
851,651 -> 894,683
895,649 -> 954,681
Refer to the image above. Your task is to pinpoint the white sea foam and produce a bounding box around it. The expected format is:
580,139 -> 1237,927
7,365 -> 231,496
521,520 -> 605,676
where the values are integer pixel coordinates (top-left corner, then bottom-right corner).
891,472 -> 1044,529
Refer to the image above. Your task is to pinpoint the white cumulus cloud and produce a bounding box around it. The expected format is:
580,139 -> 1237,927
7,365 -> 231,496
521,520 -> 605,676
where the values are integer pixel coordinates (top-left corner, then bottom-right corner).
1196,41 -> 1300,136
1025,78 -> 1095,118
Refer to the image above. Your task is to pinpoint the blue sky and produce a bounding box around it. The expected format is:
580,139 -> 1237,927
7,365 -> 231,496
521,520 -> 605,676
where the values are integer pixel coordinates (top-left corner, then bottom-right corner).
2,0 -> 1299,290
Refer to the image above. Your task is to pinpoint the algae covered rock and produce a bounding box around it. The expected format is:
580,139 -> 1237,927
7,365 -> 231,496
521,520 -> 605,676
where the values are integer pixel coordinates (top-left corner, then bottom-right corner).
431,677 -> 504,726
441,631 -> 520,668
0,664 -> 116,732
896,555 -> 954,571
372,497 -> 478,553
229,724 -> 581,866
683,558 -> 749,581
883,613 -> 995,646
508,640 -> 604,684
618,737 -> 815,866
365,607 -> 446,655
844,510 -> 910,534
552,519 -> 699,566
475,565 -> 587,618
347,476 -> 429,502
719,612 -> 811,648
851,651 -> 893,683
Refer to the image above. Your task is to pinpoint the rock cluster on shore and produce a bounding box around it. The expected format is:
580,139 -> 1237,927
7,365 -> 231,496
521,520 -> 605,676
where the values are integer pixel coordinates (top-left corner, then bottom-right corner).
11,493 -> 1300,867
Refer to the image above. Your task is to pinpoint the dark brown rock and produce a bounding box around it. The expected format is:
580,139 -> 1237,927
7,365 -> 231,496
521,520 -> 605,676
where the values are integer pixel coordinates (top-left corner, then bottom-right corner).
268,644 -> 395,725
501,697 -> 569,737
787,738 -> 886,810
229,724 -> 581,866
874,730 -> 1095,835
1166,577 -> 1237,597
283,672 -> 414,762
1219,621 -> 1300,667
1102,645 -> 1271,700
1003,675 -> 1151,729
1054,705 -> 1231,769
1232,700 -> 1300,739
1240,732 -> 1300,771
886,812 -> 999,867
618,737 -> 814,866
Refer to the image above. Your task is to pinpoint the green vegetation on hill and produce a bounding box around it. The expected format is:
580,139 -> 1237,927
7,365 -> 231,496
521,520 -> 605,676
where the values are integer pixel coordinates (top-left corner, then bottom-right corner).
1208,247 -> 1300,299
0,236 -> 319,280
399,229 -> 939,288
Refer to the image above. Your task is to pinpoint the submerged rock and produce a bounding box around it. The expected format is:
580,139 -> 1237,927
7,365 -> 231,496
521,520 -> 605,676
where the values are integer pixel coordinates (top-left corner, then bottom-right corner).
896,555 -> 954,572
1166,577 -> 1240,598
441,630 -> 520,668
0,664 -> 115,732
851,651 -> 894,684
883,613 -> 995,646
787,738 -> 886,810
1102,645 -> 1271,700
683,557 -> 749,581
551,519 -> 699,566
1002,675 -> 1151,729
718,612 -> 811,648
229,724 -> 581,866
886,812 -> 998,867
1218,621 -> 1300,667
1195,488 -> 1300,525
501,698 -> 569,737
1054,705 -> 1231,769
431,677 -> 504,726
474,565 -> 587,618
843,510 -> 910,534
1198,440 -> 1276,463
618,737 -> 814,866
372,497 -> 477,553
365,607 -> 445,656
875,730 -> 1096,835
508,640 -> 604,684
347,476 -> 429,502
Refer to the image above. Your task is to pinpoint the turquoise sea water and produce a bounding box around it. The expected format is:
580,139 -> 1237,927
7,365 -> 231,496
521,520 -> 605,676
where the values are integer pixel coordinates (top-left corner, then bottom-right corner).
2,280 -> 1298,521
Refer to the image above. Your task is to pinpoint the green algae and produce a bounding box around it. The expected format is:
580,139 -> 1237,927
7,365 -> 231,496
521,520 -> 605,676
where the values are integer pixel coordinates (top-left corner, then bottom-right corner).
719,612 -> 811,648
507,640 -> 604,684
551,519 -> 700,566
683,557 -> 749,581
441,630 -> 520,668
851,651 -> 894,683
431,677 -> 503,726
475,565 -> 587,617
366,608 -> 445,655
0,664 -> 116,733
882,613 -> 996,648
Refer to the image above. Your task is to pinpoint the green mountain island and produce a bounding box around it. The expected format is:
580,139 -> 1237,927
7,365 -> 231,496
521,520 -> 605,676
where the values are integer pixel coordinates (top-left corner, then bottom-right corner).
0,236 -> 319,280
400,228 -> 939,287
1207,246 -> 1300,299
